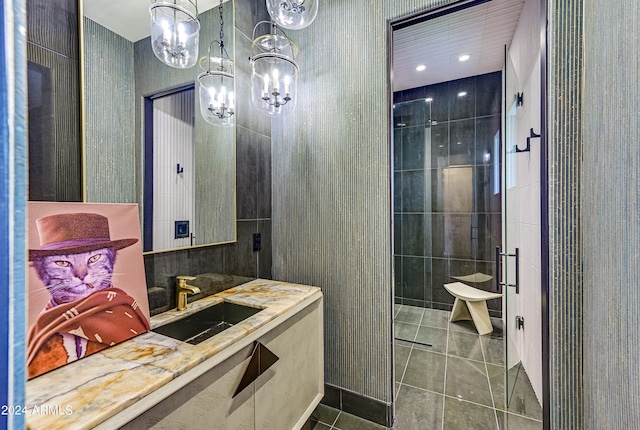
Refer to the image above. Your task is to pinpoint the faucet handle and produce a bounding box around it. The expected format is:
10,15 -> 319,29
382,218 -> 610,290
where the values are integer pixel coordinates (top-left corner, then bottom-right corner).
176,275 -> 197,281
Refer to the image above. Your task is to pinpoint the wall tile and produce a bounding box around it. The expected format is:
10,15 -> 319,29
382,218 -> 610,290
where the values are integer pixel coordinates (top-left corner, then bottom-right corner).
475,115 -> 501,165
225,220 -> 258,277
257,133 -> 272,219
401,214 -> 426,257
449,77 -> 476,121
475,72 -> 502,117
430,123 -> 449,168
473,165 -> 501,213
257,220 -> 272,279
393,171 -> 402,213
401,126 -> 427,170
425,82 -> 449,123
402,256 -> 426,300
401,170 -> 426,212
236,126 -> 259,220
449,119 -> 475,166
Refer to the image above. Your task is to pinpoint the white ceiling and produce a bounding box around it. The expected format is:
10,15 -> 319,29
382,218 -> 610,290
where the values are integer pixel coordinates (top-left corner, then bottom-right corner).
392,0 -> 525,92
83,0 -> 229,42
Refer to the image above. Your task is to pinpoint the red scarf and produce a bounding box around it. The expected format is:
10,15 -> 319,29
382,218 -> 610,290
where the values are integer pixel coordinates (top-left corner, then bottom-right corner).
27,287 -> 150,377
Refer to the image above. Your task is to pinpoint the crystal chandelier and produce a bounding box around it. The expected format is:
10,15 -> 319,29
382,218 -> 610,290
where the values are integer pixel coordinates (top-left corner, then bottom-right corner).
266,0 -> 318,30
149,0 -> 200,69
197,1 -> 234,126
250,22 -> 299,117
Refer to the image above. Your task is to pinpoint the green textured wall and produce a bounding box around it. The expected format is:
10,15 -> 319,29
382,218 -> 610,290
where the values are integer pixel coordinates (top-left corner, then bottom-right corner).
583,0 -> 640,428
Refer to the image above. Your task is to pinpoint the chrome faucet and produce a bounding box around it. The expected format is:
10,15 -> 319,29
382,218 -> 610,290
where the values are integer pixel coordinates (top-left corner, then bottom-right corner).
176,275 -> 201,311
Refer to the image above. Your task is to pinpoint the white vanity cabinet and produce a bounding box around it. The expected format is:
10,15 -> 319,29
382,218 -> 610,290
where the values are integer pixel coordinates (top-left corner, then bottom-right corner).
120,295 -> 323,430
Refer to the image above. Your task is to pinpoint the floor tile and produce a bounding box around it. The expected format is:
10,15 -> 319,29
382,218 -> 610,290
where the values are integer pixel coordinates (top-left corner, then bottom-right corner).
486,363 -> 505,409
506,367 -> 543,421
395,306 -> 424,325
448,319 -> 480,335
481,335 -> 505,366
445,356 -> 494,407
395,344 -> 411,382
333,411 -> 387,430
312,404 -> 340,426
447,330 -> 484,362
414,326 -> 448,353
395,322 -> 420,342
394,384 -> 444,430
403,348 -> 446,393
496,411 -> 542,430
310,421 -> 332,430
443,397 -> 498,430
420,309 -> 450,329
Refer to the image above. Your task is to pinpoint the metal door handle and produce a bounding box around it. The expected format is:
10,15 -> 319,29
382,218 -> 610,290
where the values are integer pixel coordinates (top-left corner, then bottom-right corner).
495,246 -> 520,294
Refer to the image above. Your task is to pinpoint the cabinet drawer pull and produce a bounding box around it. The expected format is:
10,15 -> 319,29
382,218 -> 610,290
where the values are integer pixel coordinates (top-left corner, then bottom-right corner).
233,342 -> 279,398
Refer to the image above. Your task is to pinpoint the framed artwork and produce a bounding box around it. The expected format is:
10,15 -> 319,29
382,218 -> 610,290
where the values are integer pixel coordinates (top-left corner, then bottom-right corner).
26,202 -> 150,379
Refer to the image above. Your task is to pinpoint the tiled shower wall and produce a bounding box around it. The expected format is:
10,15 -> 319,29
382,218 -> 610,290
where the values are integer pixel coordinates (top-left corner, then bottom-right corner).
393,72 -> 502,317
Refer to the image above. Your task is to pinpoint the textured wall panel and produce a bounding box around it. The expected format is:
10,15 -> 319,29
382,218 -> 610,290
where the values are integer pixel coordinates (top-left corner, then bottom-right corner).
83,17 -> 136,203
547,0 -> 583,428
27,43 -> 82,201
26,0 -> 78,60
583,1 -> 640,428
152,90 -> 195,251
272,0 -> 462,405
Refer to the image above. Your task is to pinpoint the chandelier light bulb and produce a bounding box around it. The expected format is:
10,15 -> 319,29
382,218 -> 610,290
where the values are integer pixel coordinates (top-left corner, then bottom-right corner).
250,21 -> 299,116
198,55 -> 235,127
266,0 -> 318,30
149,0 -> 200,69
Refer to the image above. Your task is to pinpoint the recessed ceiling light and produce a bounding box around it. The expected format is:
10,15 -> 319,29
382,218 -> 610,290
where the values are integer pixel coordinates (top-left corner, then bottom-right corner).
416,64 -> 426,71
458,91 -> 467,97
397,123 -> 407,127
458,54 -> 470,62
425,97 -> 433,102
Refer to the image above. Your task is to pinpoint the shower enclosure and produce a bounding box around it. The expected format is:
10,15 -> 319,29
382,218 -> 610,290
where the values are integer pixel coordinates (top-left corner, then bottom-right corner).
393,72 -> 502,319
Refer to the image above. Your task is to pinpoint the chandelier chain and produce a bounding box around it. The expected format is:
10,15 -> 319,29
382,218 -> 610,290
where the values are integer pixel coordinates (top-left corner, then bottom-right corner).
219,1 -> 224,47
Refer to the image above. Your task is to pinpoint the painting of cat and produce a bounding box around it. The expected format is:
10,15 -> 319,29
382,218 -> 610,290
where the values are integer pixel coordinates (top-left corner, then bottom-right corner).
31,248 -> 116,307
27,204 -> 150,379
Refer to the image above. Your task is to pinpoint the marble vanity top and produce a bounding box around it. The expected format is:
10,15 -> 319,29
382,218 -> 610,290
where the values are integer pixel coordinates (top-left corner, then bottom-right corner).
25,279 -> 322,430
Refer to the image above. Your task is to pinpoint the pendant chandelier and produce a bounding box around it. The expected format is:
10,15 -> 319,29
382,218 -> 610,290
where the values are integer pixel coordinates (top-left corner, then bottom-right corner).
266,0 -> 318,30
149,0 -> 200,69
197,1 -> 235,126
250,21 -> 299,117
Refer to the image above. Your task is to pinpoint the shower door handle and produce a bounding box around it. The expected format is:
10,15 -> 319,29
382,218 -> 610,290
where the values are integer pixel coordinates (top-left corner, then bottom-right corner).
495,246 -> 520,294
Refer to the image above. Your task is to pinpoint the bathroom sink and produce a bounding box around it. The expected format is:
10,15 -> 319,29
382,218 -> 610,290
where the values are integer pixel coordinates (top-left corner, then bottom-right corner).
152,302 -> 262,345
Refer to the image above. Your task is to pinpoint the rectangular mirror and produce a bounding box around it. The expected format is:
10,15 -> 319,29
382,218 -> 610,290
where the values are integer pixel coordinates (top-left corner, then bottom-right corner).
82,0 -> 236,253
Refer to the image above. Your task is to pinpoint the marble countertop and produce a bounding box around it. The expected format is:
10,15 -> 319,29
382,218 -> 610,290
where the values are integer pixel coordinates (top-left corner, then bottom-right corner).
25,279 -> 322,430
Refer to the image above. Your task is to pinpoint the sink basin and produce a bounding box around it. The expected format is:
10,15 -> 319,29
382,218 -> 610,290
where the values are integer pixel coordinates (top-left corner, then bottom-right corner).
152,302 -> 262,345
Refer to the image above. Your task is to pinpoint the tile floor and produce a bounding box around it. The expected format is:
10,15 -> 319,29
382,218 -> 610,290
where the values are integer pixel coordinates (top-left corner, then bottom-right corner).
310,305 -> 542,430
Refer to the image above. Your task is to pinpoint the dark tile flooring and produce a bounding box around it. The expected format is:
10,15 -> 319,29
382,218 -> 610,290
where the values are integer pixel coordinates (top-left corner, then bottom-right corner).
310,305 -> 542,430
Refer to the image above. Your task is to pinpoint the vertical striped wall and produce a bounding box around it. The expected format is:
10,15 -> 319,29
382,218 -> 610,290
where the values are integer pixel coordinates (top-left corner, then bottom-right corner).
27,0 -> 81,202
547,0 -> 583,428
583,1 -> 640,428
273,0 -> 585,426
152,90 -> 195,251
83,17 -> 136,203
272,0 -> 458,405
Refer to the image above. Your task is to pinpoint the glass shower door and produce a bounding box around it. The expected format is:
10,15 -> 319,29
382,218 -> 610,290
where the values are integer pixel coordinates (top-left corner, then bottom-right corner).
503,50 -> 520,407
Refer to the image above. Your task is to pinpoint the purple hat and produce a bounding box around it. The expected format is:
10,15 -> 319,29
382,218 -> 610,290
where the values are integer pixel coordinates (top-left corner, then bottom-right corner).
28,213 -> 138,260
